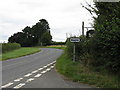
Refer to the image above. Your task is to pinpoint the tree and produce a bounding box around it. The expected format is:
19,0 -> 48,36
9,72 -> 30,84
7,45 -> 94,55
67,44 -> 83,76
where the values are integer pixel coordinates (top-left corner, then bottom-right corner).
41,31 -> 52,45
8,19 -> 52,46
82,2 -> 120,73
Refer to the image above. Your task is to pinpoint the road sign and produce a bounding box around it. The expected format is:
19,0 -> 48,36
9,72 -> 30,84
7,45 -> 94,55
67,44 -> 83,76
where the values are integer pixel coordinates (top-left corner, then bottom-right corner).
70,37 -> 80,62
70,38 -> 80,43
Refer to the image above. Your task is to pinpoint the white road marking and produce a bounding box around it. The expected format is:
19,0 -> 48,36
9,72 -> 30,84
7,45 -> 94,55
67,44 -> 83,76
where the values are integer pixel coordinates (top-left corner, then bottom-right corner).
24,73 -> 32,77
31,70 -> 38,74
14,78 -> 23,82
26,78 -> 35,83
46,68 -> 51,71
50,62 -> 53,65
13,83 -> 25,89
50,66 -> 54,69
34,74 -> 42,78
43,65 -> 47,68
1,83 -> 14,88
47,64 -> 51,66
2,61 -> 56,89
41,70 -> 47,74
53,61 -> 56,63
38,68 -> 43,71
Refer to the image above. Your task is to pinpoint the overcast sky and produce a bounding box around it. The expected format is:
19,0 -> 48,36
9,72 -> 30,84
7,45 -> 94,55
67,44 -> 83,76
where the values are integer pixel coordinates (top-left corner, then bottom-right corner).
0,0 -> 94,42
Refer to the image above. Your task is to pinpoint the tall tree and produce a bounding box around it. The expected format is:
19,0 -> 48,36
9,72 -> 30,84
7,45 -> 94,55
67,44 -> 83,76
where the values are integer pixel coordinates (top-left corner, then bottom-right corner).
83,2 -> 120,73
32,19 -> 51,45
8,19 -> 52,46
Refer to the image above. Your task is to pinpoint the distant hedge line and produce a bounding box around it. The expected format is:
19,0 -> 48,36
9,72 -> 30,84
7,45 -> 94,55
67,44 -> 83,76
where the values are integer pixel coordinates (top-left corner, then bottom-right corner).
1,43 -> 21,53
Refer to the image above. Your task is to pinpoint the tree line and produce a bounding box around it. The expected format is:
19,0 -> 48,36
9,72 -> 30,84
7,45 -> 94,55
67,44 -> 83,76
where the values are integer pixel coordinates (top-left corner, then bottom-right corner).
8,19 -> 52,47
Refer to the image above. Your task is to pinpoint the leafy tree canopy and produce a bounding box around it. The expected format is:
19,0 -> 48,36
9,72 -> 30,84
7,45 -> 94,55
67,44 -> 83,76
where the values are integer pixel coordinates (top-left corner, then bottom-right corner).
8,19 -> 52,47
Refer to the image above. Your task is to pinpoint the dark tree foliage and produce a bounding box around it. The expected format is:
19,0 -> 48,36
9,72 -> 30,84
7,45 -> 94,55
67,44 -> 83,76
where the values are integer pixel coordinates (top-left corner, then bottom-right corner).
83,2 -> 120,73
8,19 -> 52,47
67,2 -> 120,74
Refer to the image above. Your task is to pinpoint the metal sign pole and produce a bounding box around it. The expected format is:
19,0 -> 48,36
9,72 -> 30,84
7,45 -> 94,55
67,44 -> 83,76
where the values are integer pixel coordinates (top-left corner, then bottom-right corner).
73,43 -> 75,62
70,37 -> 80,62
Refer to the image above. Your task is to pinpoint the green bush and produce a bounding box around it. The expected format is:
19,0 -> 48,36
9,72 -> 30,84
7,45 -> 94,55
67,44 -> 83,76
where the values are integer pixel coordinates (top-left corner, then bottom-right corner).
2,43 -> 21,53
89,30 -> 120,73
66,31 -> 120,74
51,41 -> 65,45
66,36 -> 88,62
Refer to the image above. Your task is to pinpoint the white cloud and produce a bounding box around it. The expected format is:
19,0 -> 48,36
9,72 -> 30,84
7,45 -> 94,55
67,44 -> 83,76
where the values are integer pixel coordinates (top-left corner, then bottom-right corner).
0,0 -> 94,42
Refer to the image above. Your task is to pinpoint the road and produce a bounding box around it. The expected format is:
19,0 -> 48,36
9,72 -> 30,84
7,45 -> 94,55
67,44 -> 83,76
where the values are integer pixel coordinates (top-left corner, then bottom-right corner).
1,48 -> 93,88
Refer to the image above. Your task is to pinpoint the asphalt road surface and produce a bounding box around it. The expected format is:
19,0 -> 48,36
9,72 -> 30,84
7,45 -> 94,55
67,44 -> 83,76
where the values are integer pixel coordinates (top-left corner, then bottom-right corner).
1,48 -> 93,88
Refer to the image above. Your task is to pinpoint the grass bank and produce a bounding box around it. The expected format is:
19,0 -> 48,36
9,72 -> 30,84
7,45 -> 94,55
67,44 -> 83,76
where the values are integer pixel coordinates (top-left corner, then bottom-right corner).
55,51 -> 119,88
0,47 -> 40,61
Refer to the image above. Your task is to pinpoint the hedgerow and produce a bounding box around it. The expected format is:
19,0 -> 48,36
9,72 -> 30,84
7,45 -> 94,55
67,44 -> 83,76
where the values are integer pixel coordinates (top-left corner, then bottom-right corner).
1,43 -> 21,53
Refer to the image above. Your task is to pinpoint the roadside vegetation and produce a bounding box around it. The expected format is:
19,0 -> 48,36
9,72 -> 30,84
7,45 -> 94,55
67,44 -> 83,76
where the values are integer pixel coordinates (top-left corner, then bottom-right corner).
1,47 -> 40,61
1,43 -> 21,53
56,49 -> 119,88
56,2 -> 120,88
8,19 -> 52,47
46,45 -> 66,50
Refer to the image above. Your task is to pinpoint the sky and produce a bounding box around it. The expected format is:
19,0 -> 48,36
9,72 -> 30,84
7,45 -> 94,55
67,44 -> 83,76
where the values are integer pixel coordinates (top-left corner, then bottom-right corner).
0,0 -> 94,42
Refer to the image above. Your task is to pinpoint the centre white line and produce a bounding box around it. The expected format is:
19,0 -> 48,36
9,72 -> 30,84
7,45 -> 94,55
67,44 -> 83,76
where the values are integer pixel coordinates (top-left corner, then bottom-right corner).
53,61 -> 56,63
47,64 -> 50,66
38,68 -> 43,71
43,65 -> 47,68
41,70 -> 47,74
34,74 -> 42,78
31,70 -> 38,74
26,78 -> 35,83
1,82 -> 14,88
24,73 -> 32,77
14,78 -> 23,82
13,83 -> 25,89
2,61 -> 57,89
46,68 -> 51,71
50,66 -> 54,69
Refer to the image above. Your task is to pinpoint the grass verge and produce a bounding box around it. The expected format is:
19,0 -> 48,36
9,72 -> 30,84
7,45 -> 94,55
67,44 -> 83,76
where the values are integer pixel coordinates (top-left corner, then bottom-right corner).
0,47 -> 40,61
55,51 -> 119,88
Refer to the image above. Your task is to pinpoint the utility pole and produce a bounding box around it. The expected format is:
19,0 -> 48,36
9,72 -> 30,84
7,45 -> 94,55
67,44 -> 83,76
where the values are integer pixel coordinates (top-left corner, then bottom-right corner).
82,21 -> 84,36
66,33 -> 68,39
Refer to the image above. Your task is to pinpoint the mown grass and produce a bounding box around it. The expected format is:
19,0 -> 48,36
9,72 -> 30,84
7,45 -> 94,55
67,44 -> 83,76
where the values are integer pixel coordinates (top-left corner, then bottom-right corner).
0,47 -> 40,61
55,51 -> 119,88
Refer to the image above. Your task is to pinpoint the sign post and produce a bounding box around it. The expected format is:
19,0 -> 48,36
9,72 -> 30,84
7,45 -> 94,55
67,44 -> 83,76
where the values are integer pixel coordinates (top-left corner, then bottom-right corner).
70,38 -> 80,62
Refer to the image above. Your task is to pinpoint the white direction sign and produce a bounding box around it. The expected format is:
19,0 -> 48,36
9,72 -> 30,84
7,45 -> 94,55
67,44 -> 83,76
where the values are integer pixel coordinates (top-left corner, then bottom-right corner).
70,38 -> 80,42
